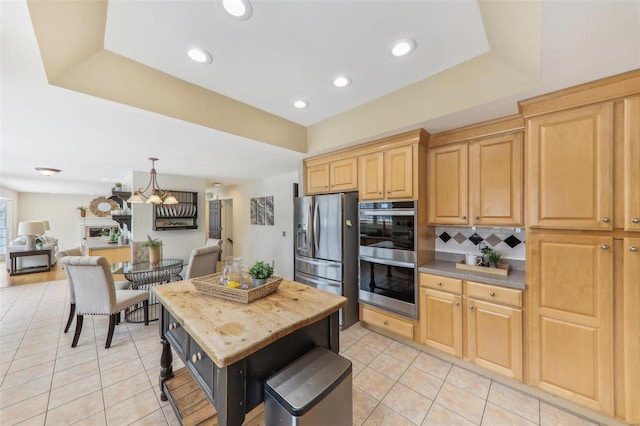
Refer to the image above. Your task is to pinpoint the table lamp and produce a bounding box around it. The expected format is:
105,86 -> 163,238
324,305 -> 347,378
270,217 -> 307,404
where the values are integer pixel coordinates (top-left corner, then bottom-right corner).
17,221 -> 46,250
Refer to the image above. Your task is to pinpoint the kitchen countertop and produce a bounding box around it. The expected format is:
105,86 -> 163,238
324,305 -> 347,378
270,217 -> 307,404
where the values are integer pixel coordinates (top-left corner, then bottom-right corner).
419,260 -> 526,289
85,241 -> 131,250
153,278 -> 347,368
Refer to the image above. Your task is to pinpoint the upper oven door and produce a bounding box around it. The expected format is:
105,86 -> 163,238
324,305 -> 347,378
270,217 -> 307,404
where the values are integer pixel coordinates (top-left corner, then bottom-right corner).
359,201 -> 416,252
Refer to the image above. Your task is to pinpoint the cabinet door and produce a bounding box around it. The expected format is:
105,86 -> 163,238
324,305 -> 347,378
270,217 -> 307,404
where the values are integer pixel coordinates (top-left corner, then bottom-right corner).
467,299 -> 522,381
469,133 -> 523,226
427,142 -> 468,224
623,237 -> 640,422
420,288 -> 462,357
305,163 -> 330,195
330,157 -> 358,192
527,103 -> 613,230
624,96 -> 640,231
385,145 -> 413,199
528,233 -> 613,415
359,152 -> 384,201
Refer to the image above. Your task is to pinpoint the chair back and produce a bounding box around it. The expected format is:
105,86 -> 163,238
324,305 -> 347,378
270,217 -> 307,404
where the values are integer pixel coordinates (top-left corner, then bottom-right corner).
132,240 -> 162,264
61,256 -> 117,315
55,247 -> 84,302
205,238 -> 223,261
184,245 -> 220,279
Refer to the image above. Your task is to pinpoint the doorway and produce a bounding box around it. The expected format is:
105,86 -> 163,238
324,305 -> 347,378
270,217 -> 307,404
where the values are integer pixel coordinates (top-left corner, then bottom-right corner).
208,199 -> 233,258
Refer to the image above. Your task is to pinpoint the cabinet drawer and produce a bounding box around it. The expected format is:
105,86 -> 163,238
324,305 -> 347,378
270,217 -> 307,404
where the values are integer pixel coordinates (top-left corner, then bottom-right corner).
361,306 -> 414,339
419,273 -> 462,294
165,312 -> 187,357
187,337 -> 214,400
466,281 -> 522,307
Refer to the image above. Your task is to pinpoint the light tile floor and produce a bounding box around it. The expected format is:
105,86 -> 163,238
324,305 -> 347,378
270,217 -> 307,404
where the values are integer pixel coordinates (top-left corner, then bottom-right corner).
0,280 -> 616,425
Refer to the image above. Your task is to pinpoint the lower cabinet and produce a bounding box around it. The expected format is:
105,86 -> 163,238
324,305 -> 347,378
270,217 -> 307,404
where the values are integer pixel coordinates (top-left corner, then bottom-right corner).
359,304 -> 415,340
419,273 -> 523,381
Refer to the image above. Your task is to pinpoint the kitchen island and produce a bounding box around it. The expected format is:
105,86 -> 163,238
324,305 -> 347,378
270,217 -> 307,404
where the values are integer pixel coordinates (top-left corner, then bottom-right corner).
154,278 -> 347,426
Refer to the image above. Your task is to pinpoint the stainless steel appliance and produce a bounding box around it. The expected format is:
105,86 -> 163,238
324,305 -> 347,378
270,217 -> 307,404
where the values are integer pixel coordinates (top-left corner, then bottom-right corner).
294,192 -> 359,329
358,201 -> 418,318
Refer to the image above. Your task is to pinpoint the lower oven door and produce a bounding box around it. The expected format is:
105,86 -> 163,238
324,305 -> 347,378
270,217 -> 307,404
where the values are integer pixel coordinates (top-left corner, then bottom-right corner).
358,255 -> 417,319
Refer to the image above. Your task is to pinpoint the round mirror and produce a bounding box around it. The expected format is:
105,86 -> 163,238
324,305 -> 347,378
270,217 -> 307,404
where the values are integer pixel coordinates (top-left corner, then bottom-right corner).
89,197 -> 119,217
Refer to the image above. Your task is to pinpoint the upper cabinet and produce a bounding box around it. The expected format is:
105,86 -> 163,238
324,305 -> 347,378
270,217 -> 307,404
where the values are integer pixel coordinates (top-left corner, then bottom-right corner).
526,103 -> 613,230
304,129 -> 428,201
624,96 -> 640,231
305,157 -> 358,195
360,145 -> 413,201
427,116 -> 524,226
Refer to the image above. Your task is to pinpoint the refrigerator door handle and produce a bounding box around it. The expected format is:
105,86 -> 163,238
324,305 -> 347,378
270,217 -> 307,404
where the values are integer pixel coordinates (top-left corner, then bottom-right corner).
307,201 -> 314,254
313,201 -> 320,253
359,254 -> 415,269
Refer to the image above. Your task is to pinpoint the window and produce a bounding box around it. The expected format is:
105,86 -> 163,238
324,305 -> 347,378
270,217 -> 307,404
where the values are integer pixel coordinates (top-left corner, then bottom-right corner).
0,201 -> 6,259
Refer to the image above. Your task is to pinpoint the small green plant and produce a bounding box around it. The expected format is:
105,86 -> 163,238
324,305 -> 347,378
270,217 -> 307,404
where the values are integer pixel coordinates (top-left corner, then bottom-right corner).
487,249 -> 502,264
141,234 -> 162,247
76,206 -> 86,212
248,260 -> 274,279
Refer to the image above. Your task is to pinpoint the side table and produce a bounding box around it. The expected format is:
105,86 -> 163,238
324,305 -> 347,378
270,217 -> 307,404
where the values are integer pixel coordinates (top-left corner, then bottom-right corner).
9,249 -> 52,276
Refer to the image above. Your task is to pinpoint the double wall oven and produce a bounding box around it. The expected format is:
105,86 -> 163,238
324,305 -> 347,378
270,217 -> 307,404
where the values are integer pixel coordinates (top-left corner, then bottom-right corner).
358,201 -> 418,319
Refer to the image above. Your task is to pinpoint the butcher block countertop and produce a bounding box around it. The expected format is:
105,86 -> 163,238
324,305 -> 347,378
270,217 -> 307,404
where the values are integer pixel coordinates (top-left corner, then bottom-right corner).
153,279 -> 347,368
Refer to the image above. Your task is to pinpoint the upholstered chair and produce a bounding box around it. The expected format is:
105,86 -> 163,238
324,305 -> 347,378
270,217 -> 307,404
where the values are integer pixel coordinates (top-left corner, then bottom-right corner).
205,238 -> 223,261
61,256 -> 149,348
184,245 -> 220,280
56,248 -> 131,333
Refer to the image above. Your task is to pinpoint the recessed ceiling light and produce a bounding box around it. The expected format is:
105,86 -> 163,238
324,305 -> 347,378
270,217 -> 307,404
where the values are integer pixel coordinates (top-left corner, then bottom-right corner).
293,100 -> 309,109
35,167 -> 61,176
391,39 -> 416,57
333,75 -> 351,88
187,47 -> 212,64
222,0 -> 253,20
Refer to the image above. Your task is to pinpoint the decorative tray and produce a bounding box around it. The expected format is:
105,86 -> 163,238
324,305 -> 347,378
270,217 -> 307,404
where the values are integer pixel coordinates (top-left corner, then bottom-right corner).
191,273 -> 283,304
455,261 -> 510,276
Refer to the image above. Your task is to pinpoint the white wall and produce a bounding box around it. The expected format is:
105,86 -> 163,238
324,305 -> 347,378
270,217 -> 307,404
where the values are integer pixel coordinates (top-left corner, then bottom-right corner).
226,173 -> 297,280
16,192 -> 103,250
131,171 -> 207,263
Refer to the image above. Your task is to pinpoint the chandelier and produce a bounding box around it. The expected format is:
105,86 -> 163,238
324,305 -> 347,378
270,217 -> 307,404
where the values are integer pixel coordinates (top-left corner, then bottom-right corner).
127,158 -> 179,205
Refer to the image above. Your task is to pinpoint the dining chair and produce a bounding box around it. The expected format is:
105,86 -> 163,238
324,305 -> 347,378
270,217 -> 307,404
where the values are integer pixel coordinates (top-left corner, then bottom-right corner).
61,256 -> 149,348
205,238 -> 223,261
132,240 -> 163,264
184,245 -> 220,279
56,248 -> 131,333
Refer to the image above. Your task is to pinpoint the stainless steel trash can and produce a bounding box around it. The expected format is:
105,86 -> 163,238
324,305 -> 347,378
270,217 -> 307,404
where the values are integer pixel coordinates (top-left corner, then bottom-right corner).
264,346 -> 352,425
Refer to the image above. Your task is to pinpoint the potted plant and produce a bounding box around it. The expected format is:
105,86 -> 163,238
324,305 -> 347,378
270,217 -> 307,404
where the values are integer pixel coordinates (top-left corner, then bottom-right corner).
113,182 -> 123,191
77,206 -> 87,218
248,260 -> 274,287
141,234 -> 162,263
487,249 -> 502,268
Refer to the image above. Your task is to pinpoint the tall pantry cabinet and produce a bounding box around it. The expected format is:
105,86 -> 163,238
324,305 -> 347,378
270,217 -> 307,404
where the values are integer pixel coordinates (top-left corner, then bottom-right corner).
520,70 -> 640,423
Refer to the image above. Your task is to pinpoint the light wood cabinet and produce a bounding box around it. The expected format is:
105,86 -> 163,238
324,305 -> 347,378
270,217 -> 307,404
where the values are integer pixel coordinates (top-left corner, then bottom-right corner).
527,233 -> 613,415
305,157 -> 358,195
360,303 -> 415,340
87,246 -> 130,264
624,96 -> 640,231
359,145 -> 413,201
622,237 -> 640,422
469,133 -> 523,226
427,142 -> 468,224
419,273 -> 523,380
526,103 -> 613,230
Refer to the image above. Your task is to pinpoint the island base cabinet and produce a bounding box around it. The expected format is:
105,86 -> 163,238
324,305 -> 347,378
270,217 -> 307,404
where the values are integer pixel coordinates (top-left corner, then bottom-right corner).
467,299 -> 522,381
419,288 -> 462,357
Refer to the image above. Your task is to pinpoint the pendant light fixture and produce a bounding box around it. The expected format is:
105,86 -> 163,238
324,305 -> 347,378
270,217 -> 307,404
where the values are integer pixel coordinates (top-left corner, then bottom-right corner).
127,158 -> 179,205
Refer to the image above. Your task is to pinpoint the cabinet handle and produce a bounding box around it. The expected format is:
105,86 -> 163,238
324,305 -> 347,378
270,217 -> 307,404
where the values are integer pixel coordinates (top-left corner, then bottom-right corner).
437,282 -> 442,286
633,218 -> 640,224
475,216 -> 480,220
378,192 -> 382,195
169,323 -> 177,330
454,302 -> 460,306
387,191 -> 391,194
601,244 -> 609,250
468,305 -> 474,310
602,217 -> 610,223
489,292 -> 495,297
191,352 -> 202,363
630,247 -> 639,252
461,216 -> 467,220
383,320 -> 389,326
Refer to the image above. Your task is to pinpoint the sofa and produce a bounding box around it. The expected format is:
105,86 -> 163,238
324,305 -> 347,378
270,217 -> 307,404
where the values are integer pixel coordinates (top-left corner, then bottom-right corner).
6,235 -> 59,271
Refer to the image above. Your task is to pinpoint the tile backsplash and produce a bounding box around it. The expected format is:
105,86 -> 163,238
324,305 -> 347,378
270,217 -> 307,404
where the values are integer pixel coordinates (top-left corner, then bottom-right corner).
435,226 -> 526,261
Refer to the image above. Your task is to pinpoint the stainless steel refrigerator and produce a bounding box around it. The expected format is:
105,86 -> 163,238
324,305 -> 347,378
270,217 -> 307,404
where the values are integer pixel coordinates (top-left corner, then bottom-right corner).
294,192 -> 359,329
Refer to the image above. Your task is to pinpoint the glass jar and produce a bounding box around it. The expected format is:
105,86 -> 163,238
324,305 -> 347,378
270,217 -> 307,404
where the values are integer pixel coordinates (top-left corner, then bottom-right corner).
222,256 -> 244,287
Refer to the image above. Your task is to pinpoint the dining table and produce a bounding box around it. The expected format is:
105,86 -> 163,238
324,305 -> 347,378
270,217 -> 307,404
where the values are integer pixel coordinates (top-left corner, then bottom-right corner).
111,258 -> 184,322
